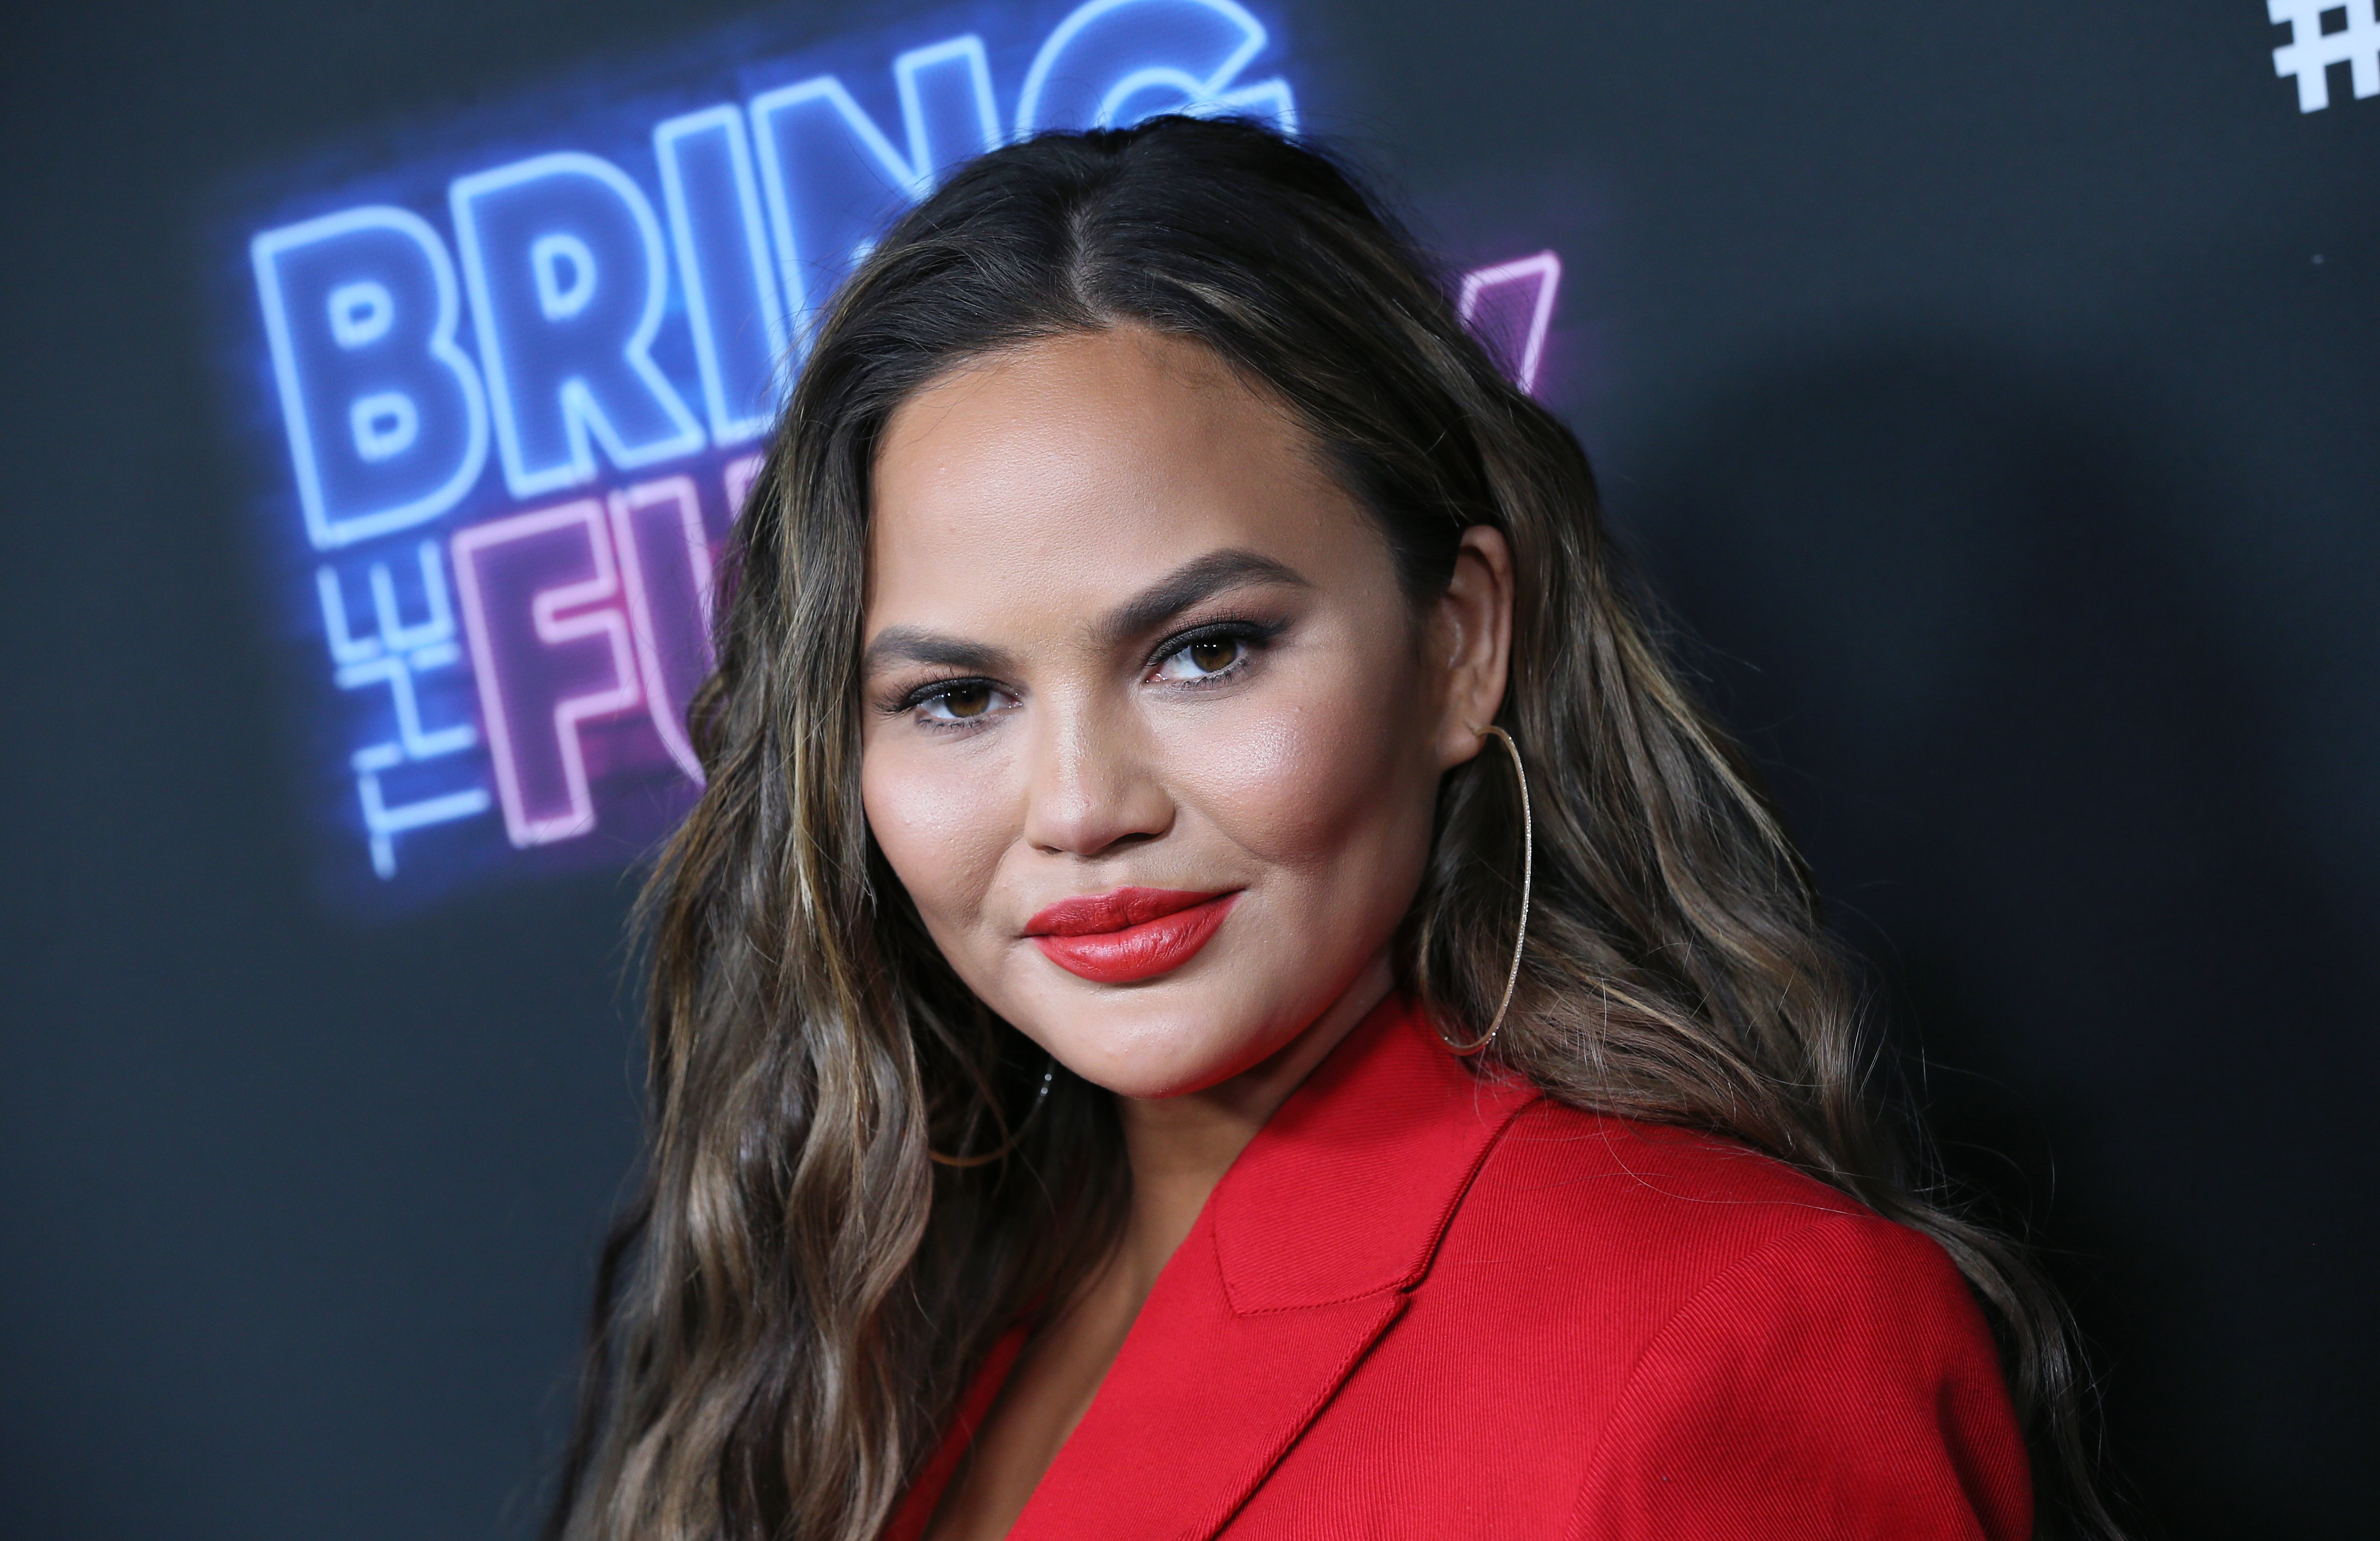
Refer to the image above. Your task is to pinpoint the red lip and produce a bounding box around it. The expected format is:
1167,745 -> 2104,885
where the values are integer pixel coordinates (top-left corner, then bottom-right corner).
1025,887 -> 1240,984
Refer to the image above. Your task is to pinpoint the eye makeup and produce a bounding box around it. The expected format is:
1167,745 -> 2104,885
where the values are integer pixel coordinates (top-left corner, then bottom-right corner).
872,610 -> 1294,729
1142,614 -> 1289,686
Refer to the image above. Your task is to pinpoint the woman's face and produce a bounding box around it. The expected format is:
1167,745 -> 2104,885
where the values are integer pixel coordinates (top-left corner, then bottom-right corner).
860,328 -> 1508,1099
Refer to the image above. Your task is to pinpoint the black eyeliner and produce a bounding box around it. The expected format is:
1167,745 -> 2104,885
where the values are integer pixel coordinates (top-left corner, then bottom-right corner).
1143,613 -> 1288,671
885,674 -> 1002,715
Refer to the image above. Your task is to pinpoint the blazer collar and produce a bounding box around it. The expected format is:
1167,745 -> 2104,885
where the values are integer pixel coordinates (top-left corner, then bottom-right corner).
1010,994 -> 1539,1541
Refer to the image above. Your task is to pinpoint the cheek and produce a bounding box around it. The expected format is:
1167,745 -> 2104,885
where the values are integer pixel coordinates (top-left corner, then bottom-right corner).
1176,653 -> 1437,878
860,742 -> 1015,935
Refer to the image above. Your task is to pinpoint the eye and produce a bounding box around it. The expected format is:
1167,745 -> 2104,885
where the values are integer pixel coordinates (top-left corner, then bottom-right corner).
1152,633 -> 1248,683
914,680 -> 1015,723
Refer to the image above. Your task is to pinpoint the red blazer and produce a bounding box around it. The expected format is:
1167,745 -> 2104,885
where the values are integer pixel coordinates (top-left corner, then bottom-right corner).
890,996 -> 2031,1540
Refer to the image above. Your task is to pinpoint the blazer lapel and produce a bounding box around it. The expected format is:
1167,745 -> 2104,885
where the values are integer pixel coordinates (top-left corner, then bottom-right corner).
1006,1224 -> 1408,1541
1009,997 -> 1538,1541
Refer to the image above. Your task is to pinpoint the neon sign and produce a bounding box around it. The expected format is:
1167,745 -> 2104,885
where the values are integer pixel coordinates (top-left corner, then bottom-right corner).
223,0 -> 1558,910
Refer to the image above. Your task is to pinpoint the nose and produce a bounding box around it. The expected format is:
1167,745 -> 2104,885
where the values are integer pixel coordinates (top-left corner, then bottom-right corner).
1019,694 -> 1174,859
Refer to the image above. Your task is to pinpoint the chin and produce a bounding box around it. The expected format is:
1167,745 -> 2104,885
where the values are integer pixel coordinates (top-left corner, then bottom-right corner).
1027,979 -> 1284,1099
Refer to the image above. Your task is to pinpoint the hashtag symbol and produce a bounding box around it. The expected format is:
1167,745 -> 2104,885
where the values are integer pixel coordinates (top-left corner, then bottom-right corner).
2271,0 -> 2380,111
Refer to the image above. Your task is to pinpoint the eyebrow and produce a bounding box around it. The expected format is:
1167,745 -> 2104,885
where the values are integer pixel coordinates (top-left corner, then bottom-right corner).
1096,548 -> 1311,649
859,628 -> 1019,678
860,548 -> 1310,677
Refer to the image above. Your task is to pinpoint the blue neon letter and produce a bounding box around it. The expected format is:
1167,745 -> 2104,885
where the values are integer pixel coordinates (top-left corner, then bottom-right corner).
251,208 -> 489,550
897,36 -> 1002,185
655,108 -> 788,446
751,41 -> 998,346
449,153 -> 705,498
1018,0 -> 1296,136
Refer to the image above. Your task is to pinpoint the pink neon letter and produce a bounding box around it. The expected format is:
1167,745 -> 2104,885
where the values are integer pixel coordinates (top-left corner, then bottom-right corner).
451,500 -> 642,847
1458,251 -> 1562,397
723,452 -> 763,527
610,475 -> 715,783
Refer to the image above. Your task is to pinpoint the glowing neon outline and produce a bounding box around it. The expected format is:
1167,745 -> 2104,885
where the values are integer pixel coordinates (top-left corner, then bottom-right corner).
332,574 -> 484,880
318,565 -> 383,666
1094,65 -> 1209,125
607,476 -> 714,783
328,281 -> 394,346
723,452 -> 765,523
894,34 -> 1001,168
350,740 -> 492,879
1016,0 -> 1278,136
529,232 -> 599,318
1192,74 -> 1296,132
450,499 -> 644,847
1457,249 -> 1562,397
449,152 -> 706,499
655,105 -> 791,446
316,538 -> 457,664
254,3 -> 1313,891
749,74 -> 928,346
250,205 -> 491,551
371,539 -> 458,654
335,653 -> 477,761
348,390 -> 420,461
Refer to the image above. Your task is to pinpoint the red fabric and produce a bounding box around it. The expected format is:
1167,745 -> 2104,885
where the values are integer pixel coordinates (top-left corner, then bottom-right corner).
896,996 -> 2031,1540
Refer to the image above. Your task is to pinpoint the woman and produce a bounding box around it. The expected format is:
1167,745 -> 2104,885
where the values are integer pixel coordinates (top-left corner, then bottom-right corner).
548,117 -> 2116,1540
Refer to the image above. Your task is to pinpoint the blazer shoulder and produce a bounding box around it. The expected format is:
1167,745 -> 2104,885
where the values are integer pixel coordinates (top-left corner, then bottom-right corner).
1451,1097 -> 1898,1299
1556,1174 -> 2031,1541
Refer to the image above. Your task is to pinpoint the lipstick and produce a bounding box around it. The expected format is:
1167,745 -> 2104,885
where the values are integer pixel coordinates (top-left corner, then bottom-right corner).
1024,887 -> 1240,984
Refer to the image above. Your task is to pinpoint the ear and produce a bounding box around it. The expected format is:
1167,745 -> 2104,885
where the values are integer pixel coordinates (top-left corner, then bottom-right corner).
1428,525 -> 1514,771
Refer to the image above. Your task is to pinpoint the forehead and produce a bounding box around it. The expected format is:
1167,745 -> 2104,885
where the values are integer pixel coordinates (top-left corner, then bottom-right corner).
866,329 -> 1377,632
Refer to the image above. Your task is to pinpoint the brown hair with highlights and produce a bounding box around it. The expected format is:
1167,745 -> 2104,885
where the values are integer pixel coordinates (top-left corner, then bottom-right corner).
546,116 -> 2118,1541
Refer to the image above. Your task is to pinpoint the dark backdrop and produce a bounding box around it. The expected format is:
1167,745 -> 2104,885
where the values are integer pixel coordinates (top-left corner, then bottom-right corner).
2,2 -> 2373,1537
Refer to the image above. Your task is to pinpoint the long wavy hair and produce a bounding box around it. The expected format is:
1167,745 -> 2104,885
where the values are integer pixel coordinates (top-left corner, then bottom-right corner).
547,116 -> 2117,1541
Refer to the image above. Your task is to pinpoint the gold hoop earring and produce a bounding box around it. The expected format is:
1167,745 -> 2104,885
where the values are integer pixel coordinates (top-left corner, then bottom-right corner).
930,1055 -> 1056,1169
1437,725 -> 1532,1057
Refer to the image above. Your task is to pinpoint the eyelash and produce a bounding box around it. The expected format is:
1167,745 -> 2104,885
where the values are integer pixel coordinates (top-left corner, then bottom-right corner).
896,676 -> 1011,728
1144,618 -> 1280,688
887,616 -> 1286,730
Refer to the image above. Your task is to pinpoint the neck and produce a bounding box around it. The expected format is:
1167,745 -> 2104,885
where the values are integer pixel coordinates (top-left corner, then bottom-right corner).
1106,952 -> 1397,1293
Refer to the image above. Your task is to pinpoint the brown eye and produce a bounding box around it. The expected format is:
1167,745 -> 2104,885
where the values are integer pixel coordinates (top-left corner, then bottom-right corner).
939,685 -> 992,718
1187,638 -> 1239,674
1153,631 -> 1257,684
917,681 -> 1011,723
